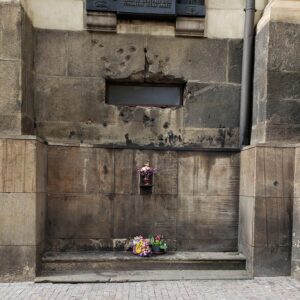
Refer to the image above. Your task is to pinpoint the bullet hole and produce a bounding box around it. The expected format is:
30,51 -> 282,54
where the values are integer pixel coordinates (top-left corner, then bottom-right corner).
117,48 -> 124,54
125,133 -> 133,145
144,47 -> 148,53
130,46 -> 137,52
155,54 -> 159,59
143,114 -> 155,127
188,59 -> 192,64
103,122 -> 107,127
103,165 -> 109,175
158,134 -> 164,141
99,44 -> 104,48
273,181 -> 279,187
125,55 -> 131,61
69,131 -> 76,138
163,122 -> 170,129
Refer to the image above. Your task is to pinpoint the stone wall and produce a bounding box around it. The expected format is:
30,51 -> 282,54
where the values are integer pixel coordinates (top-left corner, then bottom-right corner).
292,145 -> 300,280
46,145 -> 240,252
252,21 -> 300,144
239,145 -> 295,276
0,2 -> 35,135
0,137 -> 47,282
34,30 -> 242,148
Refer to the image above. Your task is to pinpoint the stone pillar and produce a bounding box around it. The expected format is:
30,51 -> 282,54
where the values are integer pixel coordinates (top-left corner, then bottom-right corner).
252,0 -> 300,144
239,144 -> 294,276
0,1 -> 35,135
292,145 -> 300,280
0,137 -> 47,282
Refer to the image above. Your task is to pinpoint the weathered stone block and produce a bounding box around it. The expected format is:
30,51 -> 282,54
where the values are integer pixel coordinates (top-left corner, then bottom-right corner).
0,60 -> 21,114
47,193 -> 113,239
35,76 -> 110,123
113,195 -> 138,238
136,195 -> 177,245
178,152 -> 240,196
114,149 -> 135,194
48,146 -> 114,194
0,140 -> 40,193
252,23 -> 268,133
46,238 -> 113,252
268,71 -> 300,103
0,114 -> 22,135
228,39 -> 243,84
183,128 -> 239,148
0,3 -> 21,60
269,22 -> 300,73
0,246 -> 36,282
184,83 -> 241,128
177,195 -> 239,251
67,31 -> 145,79
239,148 -> 256,197
255,147 -> 295,198
36,142 -> 47,193
35,30 -> 67,76
254,196 -> 293,248
253,246 -> 291,276
0,193 -> 38,246
238,196 -> 255,248
146,36 -> 228,82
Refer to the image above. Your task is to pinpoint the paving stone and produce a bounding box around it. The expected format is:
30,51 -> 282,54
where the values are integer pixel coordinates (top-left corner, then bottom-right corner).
0,277 -> 300,299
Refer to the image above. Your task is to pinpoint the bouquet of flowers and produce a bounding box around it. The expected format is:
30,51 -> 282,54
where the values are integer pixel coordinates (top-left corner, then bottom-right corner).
137,163 -> 158,186
149,234 -> 167,254
130,236 -> 152,257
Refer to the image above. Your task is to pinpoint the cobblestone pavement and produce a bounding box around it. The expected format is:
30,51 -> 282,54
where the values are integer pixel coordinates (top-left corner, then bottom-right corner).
0,277 -> 300,300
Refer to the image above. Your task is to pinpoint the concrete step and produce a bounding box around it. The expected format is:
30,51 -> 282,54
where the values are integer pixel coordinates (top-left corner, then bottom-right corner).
35,270 -> 252,283
40,251 -> 247,274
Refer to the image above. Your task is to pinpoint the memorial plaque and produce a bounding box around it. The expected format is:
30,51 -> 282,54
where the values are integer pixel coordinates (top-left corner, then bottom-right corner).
117,0 -> 176,16
87,0 -> 205,17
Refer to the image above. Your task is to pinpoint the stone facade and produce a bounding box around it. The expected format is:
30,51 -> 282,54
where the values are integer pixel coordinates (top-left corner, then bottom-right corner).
0,137 -> 47,281
0,0 -> 300,282
239,145 -> 295,276
46,145 -> 240,252
0,2 -> 34,135
34,30 -> 242,148
252,21 -> 300,144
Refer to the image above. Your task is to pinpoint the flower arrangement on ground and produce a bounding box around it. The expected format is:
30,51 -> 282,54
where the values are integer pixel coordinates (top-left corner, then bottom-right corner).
137,162 -> 158,186
149,234 -> 167,254
130,236 -> 152,257
129,234 -> 167,257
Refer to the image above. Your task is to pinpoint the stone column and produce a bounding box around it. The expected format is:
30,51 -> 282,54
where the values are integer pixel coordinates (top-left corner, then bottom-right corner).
0,137 -> 47,282
252,0 -> 300,144
0,1 -> 35,135
239,144 -> 294,276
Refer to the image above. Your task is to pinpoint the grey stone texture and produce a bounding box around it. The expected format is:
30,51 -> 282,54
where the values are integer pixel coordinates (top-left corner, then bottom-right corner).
0,138 -> 47,282
252,22 -> 300,144
239,145 -> 295,276
1,277 -> 300,299
34,30 -> 242,148
292,146 -> 300,280
0,3 -> 35,135
46,145 -> 240,252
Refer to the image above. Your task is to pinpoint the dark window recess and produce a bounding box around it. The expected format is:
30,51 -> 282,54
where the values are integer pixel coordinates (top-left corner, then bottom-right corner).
106,83 -> 184,106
